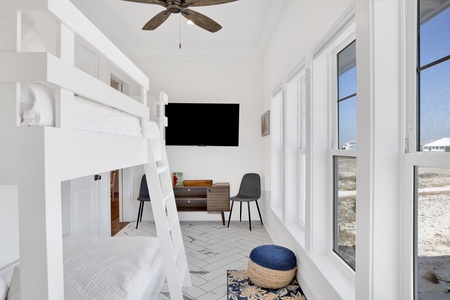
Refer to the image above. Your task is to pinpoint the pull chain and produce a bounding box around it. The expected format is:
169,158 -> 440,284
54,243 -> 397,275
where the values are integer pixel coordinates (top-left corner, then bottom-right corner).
179,14 -> 182,49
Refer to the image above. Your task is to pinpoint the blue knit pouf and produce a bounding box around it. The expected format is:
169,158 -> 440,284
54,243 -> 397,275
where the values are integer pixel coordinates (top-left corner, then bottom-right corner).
247,245 -> 297,289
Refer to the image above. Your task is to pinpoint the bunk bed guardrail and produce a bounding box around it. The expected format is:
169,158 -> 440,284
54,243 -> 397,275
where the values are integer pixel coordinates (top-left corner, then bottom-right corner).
0,1 -> 173,299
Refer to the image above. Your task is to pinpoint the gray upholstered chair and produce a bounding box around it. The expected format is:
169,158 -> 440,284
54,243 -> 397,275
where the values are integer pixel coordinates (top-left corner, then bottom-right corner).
227,173 -> 263,231
136,174 -> 150,229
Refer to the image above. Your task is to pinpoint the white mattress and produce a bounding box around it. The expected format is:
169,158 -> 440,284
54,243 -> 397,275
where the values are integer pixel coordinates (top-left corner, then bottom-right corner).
20,83 -> 160,139
63,236 -> 162,300
0,236 -> 163,300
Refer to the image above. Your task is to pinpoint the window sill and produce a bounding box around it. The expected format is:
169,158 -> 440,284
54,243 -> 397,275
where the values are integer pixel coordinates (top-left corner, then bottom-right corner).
269,207 -> 355,299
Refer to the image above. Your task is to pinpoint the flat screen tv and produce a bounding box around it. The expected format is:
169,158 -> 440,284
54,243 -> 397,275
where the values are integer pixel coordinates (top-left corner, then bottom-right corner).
165,103 -> 239,146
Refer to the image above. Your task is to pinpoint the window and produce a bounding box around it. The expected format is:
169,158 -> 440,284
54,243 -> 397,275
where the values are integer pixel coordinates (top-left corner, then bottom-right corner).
271,89 -> 284,215
337,41 -> 357,151
414,1 -> 450,298
414,166 -> 450,298
417,2 -> 450,150
333,40 -> 357,270
334,156 -> 356,269
285,67 -> 308,225
110,76 -> 125,93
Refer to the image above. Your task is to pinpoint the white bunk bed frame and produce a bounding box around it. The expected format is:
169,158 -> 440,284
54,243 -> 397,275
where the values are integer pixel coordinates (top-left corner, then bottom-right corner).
0,1 -> 190,299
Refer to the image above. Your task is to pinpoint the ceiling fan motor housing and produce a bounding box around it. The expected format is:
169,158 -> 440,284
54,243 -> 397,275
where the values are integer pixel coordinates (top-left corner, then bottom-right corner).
167,1 -> 184,13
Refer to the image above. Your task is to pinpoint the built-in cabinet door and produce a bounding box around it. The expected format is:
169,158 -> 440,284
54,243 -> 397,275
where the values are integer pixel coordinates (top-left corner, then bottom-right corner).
62,173 -> 110,237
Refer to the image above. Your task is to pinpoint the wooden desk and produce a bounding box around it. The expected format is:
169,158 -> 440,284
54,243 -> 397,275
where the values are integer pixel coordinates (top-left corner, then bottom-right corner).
173,183 -> 230,225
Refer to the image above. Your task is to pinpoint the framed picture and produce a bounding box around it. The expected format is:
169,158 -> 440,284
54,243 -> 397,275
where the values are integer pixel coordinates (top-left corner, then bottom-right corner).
261,110 -> 270,136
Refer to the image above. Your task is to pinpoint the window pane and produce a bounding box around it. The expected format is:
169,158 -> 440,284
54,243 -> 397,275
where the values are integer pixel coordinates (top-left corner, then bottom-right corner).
419,4 -> 450,67
338,66 -> 356,100
334,156 -> 356,270
415,167 -> 450,298
338,96 -> 357,150
419,59 -> 450,149
337,40 -> 357,151
338,41 -> 357,99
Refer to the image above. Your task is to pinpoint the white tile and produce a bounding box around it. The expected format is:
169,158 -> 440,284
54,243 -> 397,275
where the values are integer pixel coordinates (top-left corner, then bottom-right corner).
182,285 -> 208,299
198,275 -> 228,293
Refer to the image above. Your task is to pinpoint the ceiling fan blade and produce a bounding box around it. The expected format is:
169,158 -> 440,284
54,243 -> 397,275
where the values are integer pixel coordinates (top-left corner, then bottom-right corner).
122,0 -> 166,7
142,10 -> 171,30
181,9 -> 222,32
187,0 -> 238,7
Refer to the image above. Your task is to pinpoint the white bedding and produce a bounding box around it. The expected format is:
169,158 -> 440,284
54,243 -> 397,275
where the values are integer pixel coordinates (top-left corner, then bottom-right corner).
63,236 -> 162,300
1,236 -> 163,300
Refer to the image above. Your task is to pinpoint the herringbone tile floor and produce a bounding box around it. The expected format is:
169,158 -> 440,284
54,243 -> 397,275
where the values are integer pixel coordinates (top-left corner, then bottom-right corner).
116,221 -> 273,300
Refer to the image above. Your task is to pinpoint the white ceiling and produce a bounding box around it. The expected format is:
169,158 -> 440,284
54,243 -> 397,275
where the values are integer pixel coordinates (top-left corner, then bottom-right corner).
70,0 -> 286,60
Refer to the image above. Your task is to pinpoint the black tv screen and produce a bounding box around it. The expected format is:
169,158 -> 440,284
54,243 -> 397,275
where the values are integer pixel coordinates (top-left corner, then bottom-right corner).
165,103 -> 239,146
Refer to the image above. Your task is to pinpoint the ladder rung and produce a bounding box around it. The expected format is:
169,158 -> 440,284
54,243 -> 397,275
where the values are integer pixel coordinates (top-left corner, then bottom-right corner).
167,214 -> 178,231
162,193 -> 171,205
173,236 -> 183,259
157,164 -> 169,174
177,263 -> 189,287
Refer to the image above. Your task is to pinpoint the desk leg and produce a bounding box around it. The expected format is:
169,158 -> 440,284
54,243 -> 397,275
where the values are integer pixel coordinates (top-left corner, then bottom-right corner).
221,212 -> 225,226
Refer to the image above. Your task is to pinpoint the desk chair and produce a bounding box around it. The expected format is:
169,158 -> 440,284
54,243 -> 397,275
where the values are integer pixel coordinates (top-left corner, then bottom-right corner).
136,174 -> 150,229
227,173 -> 263,231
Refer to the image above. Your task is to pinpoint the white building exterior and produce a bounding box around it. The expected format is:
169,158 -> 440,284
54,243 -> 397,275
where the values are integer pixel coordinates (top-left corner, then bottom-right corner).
422,137 -> 450,152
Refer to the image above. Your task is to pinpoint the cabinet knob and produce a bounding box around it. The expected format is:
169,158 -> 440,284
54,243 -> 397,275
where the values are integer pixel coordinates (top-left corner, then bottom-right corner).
188,200 -> 191,203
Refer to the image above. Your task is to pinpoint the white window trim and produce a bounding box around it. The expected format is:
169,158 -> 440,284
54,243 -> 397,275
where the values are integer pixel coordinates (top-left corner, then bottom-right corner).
401,0 -> 418,298
309,7 -> 357,297
270,86 -> 284,220
285,62 -> 307,227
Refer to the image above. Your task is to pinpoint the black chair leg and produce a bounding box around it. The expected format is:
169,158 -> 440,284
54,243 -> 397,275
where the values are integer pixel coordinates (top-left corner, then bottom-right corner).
255,200 -> 263,225
248,202 -> 251,231
239,202 -> 242,222
227,201 -> 234,228
140,202 -> 145,222
136,201 -> 143,229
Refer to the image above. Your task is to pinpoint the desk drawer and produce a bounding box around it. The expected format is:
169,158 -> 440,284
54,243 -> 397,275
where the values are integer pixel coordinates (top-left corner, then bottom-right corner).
173,187 -> 206,197
176,199 -> 207,209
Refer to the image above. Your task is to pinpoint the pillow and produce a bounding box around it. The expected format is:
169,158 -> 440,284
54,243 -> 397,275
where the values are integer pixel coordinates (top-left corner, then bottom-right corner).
0,277 -> 7,300
21,83 -> 55,127
6,266 -> 20,300
20,84 -> 35,114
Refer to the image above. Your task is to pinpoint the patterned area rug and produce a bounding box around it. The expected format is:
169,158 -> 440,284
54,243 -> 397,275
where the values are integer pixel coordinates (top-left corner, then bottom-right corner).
227,270 -> 307,300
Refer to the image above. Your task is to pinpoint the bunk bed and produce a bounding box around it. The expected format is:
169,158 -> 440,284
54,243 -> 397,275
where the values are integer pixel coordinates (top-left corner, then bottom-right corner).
0,1 -> 172,299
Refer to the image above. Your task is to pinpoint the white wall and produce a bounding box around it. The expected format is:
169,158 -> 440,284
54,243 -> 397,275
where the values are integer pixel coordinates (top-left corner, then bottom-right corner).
133,60 -> 265,222
0,186 -> 19,269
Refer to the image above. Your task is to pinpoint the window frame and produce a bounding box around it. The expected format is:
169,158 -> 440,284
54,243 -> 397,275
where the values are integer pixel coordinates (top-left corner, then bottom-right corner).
270,87 -> 285,218
403,0 -> 450,298
285,64 -> 308,227
331,36 -> 358,271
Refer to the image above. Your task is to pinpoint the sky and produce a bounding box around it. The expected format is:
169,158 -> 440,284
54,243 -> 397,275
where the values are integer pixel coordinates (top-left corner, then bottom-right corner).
338,66 -> 357,147
337,5 -> 450,148
419,5 -> 450,145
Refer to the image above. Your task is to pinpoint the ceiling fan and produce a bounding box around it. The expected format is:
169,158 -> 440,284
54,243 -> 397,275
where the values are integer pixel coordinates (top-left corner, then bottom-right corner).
122,0 -> 238,33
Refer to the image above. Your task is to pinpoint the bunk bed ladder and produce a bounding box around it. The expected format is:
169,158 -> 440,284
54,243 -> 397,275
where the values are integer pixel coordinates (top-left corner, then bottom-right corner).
144,145 -> 191,299
144,144 -> 191,299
